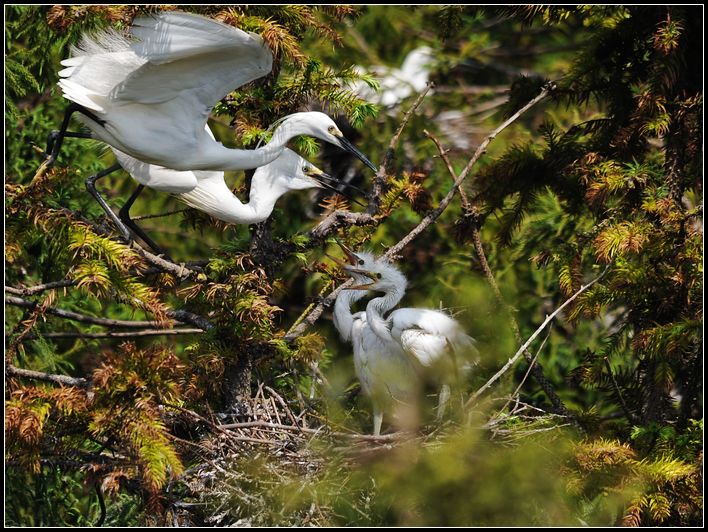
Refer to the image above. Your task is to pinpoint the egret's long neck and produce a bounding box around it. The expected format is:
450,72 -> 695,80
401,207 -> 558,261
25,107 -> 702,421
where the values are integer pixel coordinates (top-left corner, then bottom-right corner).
192,115 -> 313,171
177,174 -> 285,225
365,287 -> 405,342
333,289 -> 368,342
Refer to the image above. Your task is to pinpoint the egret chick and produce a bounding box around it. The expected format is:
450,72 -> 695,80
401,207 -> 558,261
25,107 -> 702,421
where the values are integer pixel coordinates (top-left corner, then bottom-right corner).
333,245 -> 420,436
352,253 -> 478,420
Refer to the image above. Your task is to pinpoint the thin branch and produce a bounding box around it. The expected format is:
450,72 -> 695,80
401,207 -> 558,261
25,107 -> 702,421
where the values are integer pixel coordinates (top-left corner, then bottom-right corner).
424,129 -> 472,210
283,279 -> 354,342
466,265 -> 610,408
6,364 -> 89,387
131,208 -> 189,221
5,279 -> 78,296
6,294 -> 212,330
218,420 -> 406,442
166,309 -> 213,331
604,356 -> 640,425
368,82 -> 434,215
23,328 -> 203,340
493,327 -> 552,420
6,295 -> 167,328
307,211 -> 377,241
384,84 -> 552,261
131,243 -> 204,281
469,217 -> 575,420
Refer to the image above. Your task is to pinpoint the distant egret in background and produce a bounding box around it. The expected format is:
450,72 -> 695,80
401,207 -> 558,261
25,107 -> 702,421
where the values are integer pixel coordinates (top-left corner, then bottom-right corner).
344,250 -> 478,423
333,244 -> 420,436
50,11 -> 377,172
354,46 -> 435,109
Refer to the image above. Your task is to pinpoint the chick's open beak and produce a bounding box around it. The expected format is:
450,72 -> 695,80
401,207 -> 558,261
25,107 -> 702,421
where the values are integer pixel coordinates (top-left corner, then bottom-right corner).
336,240 -> 361,266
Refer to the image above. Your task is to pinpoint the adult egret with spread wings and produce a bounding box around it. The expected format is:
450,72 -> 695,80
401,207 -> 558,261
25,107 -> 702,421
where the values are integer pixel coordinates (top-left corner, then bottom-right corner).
50,11 -> 377,172
333,246 -> 420,436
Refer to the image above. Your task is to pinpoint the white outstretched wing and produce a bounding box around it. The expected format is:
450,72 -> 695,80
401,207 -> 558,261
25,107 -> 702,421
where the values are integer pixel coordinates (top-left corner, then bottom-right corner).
112,12 -> 273,109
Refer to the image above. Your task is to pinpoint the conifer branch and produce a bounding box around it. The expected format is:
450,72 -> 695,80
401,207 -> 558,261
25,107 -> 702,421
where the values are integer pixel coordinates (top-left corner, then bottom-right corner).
23,328 -> 204,340
6,364 -> 89,387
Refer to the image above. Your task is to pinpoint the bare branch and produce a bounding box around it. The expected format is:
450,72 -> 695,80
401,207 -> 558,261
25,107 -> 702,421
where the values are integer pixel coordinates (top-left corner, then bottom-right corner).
284,279 -> 354,342
6,364 -> 89,387
604,357 -> 640,425
6,294 -> 212,330
368,82 -> 434,215
131,243 -> 205,282
219,420 -> 406,442
424,129 -> 472,210
307,211 -> 377,242
384,84 -> 552,261
5,279 -> 78,296
466,265 -> 610,408
23,328 -> 203,340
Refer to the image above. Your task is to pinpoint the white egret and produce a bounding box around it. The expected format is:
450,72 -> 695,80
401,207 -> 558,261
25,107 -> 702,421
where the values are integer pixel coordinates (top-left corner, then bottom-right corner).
90,144 -> 348,255
354,46 -> 435,109
95,122 -> 363,252
50,11 -> 377,172
344,251 -> 478,421
332,245 -> 420,436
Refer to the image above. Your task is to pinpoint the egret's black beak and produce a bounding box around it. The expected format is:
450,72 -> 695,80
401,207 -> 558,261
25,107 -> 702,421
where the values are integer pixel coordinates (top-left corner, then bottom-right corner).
336,239 -> 361,266
311,170 -> 368,198
338,137 -> 378,173
311,171 -> 366,207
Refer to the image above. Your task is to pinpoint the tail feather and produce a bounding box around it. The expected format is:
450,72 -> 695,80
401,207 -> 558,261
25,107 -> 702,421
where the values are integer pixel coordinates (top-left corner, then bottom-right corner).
58,79 -> 106,112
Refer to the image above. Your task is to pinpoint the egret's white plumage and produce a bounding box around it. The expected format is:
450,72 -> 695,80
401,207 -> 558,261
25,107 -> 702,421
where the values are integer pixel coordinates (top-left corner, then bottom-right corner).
346,254 -> 478,421
176,148 -> 328,225
355,46 -> 435,108
57,11 -> 377,172
334,250 -> 419,436
361,258 -> 478,372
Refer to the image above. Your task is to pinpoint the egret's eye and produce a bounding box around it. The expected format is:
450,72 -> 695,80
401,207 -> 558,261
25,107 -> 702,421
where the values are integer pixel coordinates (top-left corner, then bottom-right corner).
327,125 -> 336,134
303,165 -> 310,172
376,273 -> 382,279
358,259 -> 364,265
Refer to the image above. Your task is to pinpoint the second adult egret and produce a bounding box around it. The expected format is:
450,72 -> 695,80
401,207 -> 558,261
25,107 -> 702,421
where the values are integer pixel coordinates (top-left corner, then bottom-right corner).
86,144 -> 346,255
51,11 -> 377,172
333,245 -> 420,436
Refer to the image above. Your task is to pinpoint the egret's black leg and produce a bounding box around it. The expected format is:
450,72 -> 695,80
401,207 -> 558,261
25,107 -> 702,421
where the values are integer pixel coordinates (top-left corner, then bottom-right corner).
85,163 -> 132,241
119,185 -> 172,259
47,103 -> 105,167
46,130 -> 92,157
